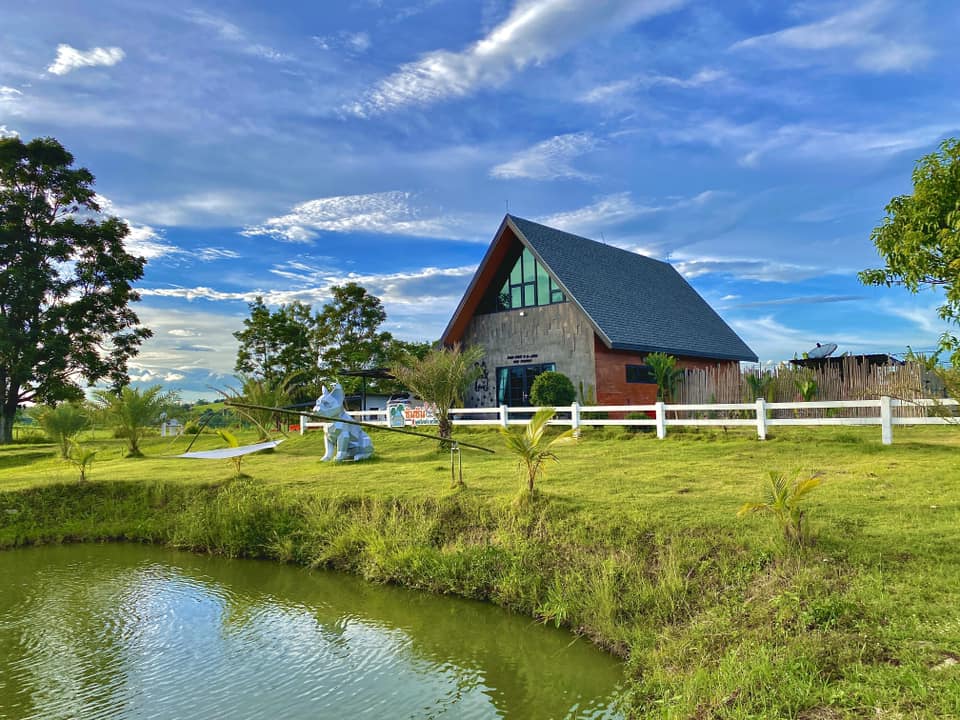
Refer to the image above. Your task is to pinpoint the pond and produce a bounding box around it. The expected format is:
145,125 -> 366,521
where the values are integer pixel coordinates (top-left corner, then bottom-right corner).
0,544 -> 623,719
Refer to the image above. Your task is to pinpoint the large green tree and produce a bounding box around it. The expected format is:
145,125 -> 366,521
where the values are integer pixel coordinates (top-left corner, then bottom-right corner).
860,138 -> 960,361
0,137 -> 151,443
315,282 -> 395,394
234,297 -> 316,384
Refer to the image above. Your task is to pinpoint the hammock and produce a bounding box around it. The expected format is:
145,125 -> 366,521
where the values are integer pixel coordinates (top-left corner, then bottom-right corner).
175,439 -> 284,460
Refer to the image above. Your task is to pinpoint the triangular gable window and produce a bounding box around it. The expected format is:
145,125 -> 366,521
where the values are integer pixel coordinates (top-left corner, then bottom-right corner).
491,246 -> 565,312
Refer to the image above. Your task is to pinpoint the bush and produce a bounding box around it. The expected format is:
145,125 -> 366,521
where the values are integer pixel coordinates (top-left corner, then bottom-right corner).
29,403 -> 89,458
529,371 -> 577,406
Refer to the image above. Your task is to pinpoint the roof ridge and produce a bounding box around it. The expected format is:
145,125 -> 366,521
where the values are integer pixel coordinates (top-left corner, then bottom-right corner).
507,214 -> 672,268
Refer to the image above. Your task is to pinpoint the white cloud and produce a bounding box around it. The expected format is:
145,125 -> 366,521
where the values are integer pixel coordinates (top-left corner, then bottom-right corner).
670,254 -> 827,283
731,0 -> 931,73
124,224 -> 182,260
242,191 -> 478,243
659,117 -> 956,167
348,0 -> 686,115
314,31 -> 372,54
0,125 -> 18,139
111,191 -> 257,227
0,86 -> 21,100
47,44 -> 125,75
185,9 -> 289,62
490,132 -> 598,181
197,247 -> 241,261
580,67 -> 726,103
539,190 -> 717,236
168,329 -> 201,337
163,372 -> 185,382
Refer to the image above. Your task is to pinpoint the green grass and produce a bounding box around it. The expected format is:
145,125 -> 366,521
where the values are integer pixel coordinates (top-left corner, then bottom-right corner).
1,424 -> 959,718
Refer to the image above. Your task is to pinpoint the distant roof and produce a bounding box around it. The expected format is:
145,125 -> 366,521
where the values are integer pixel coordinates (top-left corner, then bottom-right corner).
442,215 -> 758,362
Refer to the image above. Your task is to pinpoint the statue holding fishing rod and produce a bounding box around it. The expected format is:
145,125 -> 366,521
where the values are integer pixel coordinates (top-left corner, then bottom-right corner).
314,384 -> 374,462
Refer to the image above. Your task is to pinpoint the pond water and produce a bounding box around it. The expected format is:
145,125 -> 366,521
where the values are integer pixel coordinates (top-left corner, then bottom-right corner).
0,544 -> 622,719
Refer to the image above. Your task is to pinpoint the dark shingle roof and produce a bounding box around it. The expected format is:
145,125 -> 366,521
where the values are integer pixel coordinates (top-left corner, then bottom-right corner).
508,215 -> 757,362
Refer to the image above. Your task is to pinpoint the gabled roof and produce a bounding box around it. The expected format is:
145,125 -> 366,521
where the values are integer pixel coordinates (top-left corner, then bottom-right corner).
442,215 -> 757,363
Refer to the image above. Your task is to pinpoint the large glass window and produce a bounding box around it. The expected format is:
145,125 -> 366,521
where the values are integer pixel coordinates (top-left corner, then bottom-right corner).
497,363 -> 556,406
496,247 -> 565,312
626,365 -> 657,384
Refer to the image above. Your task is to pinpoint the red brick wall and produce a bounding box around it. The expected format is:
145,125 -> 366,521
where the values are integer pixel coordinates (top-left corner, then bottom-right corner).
593,336 -> 738,405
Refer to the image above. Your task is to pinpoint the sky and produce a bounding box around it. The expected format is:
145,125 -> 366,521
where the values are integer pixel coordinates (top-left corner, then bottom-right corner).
2,0 -> 959,401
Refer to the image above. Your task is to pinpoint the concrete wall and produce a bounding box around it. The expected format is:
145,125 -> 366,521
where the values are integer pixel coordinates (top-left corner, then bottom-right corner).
462,302 -> 596,407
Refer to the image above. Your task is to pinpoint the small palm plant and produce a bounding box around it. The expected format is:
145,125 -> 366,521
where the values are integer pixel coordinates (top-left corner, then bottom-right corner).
738,470 -> 822,546
216,429 -> 247,478
745,371 -> 774,401
94,385 -> 178,457
30,402 -> 89,458
501,408 -> 575,500
795,375 -> 818,402
66,440 -> 97,483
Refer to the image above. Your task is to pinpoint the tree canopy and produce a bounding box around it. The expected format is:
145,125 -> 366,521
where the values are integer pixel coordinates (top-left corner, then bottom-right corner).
859,138 -> 960,360
0,136 -> 151,442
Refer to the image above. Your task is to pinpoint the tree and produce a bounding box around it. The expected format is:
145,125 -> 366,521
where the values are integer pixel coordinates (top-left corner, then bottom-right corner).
218,374 -> 294,441
646,352 -> 684,402
29,402 -> 89,458
94,384 -> 177,457
529,371 -> 577,406
500,407 -> 575,499
391,344 -> 484,443
234,297 -> 316,388
859,138 -> 960,362
0,136 -> 151,443
316,283 -> 395,394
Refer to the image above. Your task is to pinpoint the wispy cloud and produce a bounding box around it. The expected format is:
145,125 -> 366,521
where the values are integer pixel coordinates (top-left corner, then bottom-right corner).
729,295 -> 863,309
242,191 -> 480,243
490,132 -> 598,181
313,31 -> 372,54
347,0 -> 686,115
659,117 -> 956,167
112,191 -> 260,227
140,263 -> 477,311
539,190 -> 718,237
731,0 -> 932,73
184,9 -> 289,62
580,67 -> 726,104
47,44 -> 125,75
671,254 -> 828,283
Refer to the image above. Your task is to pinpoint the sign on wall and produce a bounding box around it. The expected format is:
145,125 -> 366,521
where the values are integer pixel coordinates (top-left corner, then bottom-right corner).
387,402 -> 440,427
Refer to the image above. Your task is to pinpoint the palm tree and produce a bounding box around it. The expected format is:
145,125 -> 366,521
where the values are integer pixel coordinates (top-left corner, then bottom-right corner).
66,440 -> 97,482
646,352 -> 684,402
737,470 -> 822,545
745,370 -> 774,401
216,429 -> 247,478
94,385 -> 178,457
391,343 -> 484,443
219,374 -> 296,440
29,402 -> 89,458
501,408 -> 575,498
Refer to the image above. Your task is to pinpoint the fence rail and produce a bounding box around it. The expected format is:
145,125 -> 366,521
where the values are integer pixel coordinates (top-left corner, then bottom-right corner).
297,398 -> 959,445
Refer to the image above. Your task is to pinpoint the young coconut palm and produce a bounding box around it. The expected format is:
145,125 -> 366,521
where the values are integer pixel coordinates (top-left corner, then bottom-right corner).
30,402 -> 89,458
738,470 -> 822,546
501,408 -> 575,499
216,429 -> 247,478
94,385 -> 178,457
66,440 -> 97,483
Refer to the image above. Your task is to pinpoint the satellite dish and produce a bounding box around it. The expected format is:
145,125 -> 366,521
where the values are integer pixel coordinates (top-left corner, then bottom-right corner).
806,342 -> 838,359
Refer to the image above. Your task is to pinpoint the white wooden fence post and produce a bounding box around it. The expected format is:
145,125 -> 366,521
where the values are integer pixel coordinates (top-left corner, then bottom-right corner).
655,401 -> 666,439
299,414 -> 306,436
880,396 -> 893,445
571,402 -> 580,433
500,404 -> 509,428
755,398 -> 767,440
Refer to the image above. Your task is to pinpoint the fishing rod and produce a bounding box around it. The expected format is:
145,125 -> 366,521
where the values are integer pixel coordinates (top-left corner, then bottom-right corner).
223,400 -> 496,454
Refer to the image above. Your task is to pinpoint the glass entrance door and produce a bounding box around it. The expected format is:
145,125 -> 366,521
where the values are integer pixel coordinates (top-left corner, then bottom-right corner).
496,363 -> 556,406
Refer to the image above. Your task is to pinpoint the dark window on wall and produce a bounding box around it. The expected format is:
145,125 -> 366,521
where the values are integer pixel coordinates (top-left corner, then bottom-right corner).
626,364 -> 656,384
496,247 -> 566,312
497,363 -> 556,406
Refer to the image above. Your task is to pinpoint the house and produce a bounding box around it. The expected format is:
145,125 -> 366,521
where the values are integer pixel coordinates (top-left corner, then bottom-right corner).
441,215 -> 757,407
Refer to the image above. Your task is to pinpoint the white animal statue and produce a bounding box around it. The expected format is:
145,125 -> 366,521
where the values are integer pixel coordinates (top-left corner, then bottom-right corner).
313,384 -> 374,462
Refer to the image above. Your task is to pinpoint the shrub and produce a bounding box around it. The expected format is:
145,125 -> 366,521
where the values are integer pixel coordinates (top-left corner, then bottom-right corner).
529,371 -> 577,406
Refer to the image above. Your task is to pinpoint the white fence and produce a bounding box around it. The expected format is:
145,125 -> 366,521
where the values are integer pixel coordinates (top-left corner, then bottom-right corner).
299,398 -> 959,445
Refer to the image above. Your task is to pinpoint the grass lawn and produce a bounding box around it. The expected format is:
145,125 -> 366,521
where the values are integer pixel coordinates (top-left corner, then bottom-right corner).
1,424 -> 959,718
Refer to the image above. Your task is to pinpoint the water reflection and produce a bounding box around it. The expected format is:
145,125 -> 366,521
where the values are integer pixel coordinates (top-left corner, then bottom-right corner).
0,544 -> 622,719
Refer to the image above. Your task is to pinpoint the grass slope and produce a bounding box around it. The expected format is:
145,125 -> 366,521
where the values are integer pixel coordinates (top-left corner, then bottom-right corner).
1,425 -> 959,718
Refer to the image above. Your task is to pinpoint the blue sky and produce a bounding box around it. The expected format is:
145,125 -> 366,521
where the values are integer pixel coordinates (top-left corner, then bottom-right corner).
2,0 -> 958,400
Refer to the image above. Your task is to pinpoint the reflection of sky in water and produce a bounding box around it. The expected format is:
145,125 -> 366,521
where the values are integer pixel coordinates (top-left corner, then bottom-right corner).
0,545 -> 621,720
